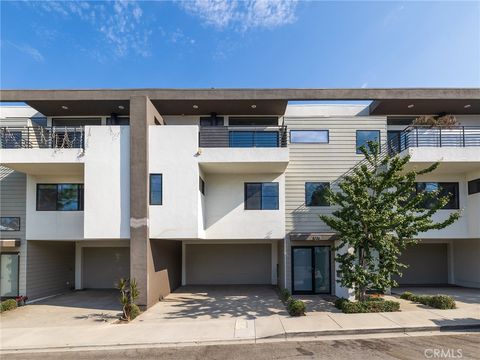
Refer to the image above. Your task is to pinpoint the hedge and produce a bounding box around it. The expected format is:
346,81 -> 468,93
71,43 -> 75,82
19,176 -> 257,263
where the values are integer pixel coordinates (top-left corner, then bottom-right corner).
400,292 -> 456,309
334,297 -> 400,313
0,299 -> 18,312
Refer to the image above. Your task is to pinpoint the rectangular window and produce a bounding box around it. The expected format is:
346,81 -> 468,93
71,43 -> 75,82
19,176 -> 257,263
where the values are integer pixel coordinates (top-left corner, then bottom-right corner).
36,184 -> 84,211
468,178 -> 480,195
228,117 -> 278,126
356,130 -> 381,154
416,182 -> 459,210
290,130 -> 329,144
245,182 -> 279,210
150,174 -> 163,205
200,116 -> 224,126
199,177 -> 205,195
0,217 -> 20,231
229,131 -> 278,147
305,182 -> 330,206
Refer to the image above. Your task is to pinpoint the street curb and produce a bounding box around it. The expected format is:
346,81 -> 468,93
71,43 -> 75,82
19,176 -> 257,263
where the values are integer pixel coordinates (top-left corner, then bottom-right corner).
1,324 -> 479,354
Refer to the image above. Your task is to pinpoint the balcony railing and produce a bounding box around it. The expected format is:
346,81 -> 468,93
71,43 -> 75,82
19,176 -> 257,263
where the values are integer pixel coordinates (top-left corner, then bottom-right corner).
199,126 -> 288,148
389,125 -> 480,155
0,126 -> 85,149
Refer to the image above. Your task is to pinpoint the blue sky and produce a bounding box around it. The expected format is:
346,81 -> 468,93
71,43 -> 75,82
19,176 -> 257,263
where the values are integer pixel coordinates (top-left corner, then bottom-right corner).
1,1 -> 479,89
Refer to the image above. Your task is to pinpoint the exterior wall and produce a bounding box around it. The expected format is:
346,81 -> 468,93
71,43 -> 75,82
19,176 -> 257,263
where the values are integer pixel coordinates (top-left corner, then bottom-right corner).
149,125 -> 202,239
284,106 -> 387,233
26,174 -> 84,240
26,240 -> 75,300
204,173 -> 285,239
150,239 -> 182,299
0,166 -> 27,295
83,126 -> 130,239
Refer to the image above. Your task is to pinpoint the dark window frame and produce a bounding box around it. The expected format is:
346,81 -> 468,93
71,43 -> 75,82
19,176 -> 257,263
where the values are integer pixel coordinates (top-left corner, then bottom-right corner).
415,182 -> 460,210
0,217 -> 20,232
468,178 -> 480,195
290,130 -> 329,144
149,174 -> 163,205
36,184 -> 84,211
356,130 -> 381,154
244,182 -> 279,210
305,182 -> 330,207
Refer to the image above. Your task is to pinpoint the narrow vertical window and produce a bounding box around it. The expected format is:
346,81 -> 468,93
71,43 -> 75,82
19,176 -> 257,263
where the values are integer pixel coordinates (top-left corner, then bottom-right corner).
150,174 -> 163,205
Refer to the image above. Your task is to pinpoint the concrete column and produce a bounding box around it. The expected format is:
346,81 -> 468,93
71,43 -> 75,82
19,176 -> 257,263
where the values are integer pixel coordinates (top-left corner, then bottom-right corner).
129,95 -> 164,308
75,241 -> 82,290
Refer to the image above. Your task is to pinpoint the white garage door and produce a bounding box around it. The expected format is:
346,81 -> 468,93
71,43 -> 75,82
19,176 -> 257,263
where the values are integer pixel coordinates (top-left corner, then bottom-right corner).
83,247 -> 130,289
394,244 -> 448,285
186,244 -> 271,285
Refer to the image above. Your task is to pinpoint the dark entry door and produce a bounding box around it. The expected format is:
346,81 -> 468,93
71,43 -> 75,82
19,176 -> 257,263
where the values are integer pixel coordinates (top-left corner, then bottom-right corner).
292,246 -> 330,294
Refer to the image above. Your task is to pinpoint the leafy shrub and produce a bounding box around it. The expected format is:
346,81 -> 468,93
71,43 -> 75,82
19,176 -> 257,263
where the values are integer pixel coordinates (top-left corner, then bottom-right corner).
279,288 -> 291,303
0,299 -> 18,312
336,298 -> 400,313
129,303 -> 141,320
334,298 -> 349,310
429,295 -> 456,309
118,278 -> 141,321
287,298 -> 306,316
399,292 -> 456,309
400,291 -> 414,301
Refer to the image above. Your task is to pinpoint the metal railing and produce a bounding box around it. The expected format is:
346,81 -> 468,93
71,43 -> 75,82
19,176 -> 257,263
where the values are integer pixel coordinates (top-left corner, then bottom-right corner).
390,125 -> 480,154
0,126 -> 85,149
199,125 -> 288,148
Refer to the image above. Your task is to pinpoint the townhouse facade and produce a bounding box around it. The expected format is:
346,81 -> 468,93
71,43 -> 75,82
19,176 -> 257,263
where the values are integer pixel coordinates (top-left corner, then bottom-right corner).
0,88 -> 479,307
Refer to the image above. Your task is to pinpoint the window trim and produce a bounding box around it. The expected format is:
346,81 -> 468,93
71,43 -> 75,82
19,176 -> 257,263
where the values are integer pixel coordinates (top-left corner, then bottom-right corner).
290,130 -> 329,144
149,174 -> 163,205
356,130 -> 381,154
0,217 -> 21,232
468,178 -> 480,195
305,182 -> 330,207
36,183 -> 84,211
244,182 -> 279,210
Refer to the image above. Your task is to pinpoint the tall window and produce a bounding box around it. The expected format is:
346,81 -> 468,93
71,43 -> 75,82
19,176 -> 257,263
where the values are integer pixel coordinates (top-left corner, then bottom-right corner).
150,174 -> 163,205
305,182 -> 330,206
356,130 -> 380,154
245,183 -> 279,210
290,130 -> 329,144
468,178 -> 480,195
37,184 -> 84,211
416,182 -> 459,210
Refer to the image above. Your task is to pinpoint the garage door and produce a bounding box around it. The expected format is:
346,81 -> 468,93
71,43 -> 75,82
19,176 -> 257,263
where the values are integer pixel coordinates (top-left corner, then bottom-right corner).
393,244 -> 448,285
83,247 -> 130,289
186,244 -> 271,285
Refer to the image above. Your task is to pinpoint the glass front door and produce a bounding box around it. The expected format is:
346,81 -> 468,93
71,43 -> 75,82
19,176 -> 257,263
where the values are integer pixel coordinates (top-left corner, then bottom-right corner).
0,253 -> 19,297
292,246 -> 330,294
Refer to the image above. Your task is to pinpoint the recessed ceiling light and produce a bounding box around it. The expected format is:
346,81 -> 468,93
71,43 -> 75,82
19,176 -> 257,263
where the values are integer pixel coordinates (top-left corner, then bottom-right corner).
61,105 -> 69,110
251,104 -> 257,109
192,105 -> 199,109
464,104 -> 471,108
407,104 -> 414,108
118,105 -> 125,110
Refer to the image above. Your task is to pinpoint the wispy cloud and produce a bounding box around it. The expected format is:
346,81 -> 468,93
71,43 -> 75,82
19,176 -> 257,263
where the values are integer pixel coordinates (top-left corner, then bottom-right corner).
28,1 -> 151,58
179,0 -> 298,31
8,42 -> 45,62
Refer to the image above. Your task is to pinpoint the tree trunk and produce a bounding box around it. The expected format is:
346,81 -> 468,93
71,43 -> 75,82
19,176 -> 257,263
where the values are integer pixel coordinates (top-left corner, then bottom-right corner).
358,248 -> 367,302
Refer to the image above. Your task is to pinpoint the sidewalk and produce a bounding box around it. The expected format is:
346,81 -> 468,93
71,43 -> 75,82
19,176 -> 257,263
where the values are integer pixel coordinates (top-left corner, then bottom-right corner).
1,304 -> 479,353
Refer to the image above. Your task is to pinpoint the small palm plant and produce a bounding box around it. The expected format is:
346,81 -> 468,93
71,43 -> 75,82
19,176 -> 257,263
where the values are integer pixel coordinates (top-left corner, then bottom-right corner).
118,278 -> 140,321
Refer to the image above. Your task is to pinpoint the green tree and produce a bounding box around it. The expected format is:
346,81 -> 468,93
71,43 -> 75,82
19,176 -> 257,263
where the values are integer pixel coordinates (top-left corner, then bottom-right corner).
320,142 -> 460,301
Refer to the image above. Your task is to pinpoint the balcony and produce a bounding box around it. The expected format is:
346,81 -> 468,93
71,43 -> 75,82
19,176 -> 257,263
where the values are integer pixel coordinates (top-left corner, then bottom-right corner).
197,126 -> 289,174
199,125 -> 288,148
0,126 -> 85,149
390,125 -> 480,171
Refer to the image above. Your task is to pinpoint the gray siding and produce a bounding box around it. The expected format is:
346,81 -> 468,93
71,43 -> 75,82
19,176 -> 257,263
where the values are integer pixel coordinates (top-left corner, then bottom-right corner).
284,116 -> 387,233
26,241 -> 75,300
0,166 -> 27,294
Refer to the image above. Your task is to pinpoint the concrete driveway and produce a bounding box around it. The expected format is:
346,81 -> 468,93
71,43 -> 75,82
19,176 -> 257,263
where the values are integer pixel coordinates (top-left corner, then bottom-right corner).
136,285 -> 286,322
0,290 -> 122,328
